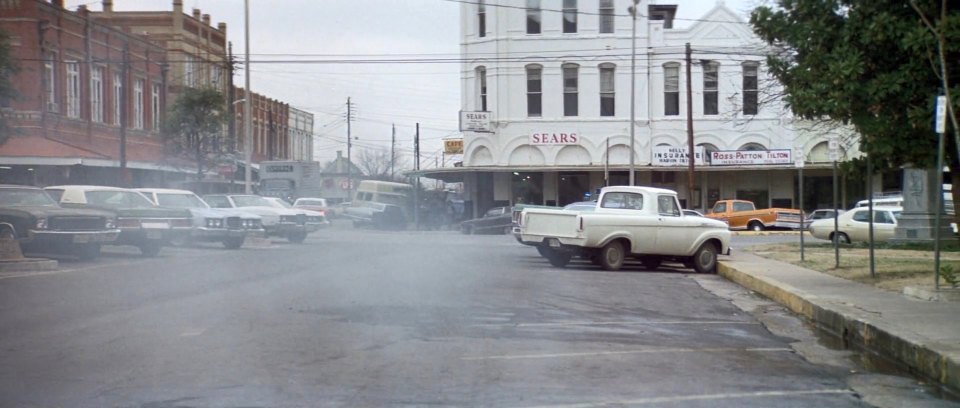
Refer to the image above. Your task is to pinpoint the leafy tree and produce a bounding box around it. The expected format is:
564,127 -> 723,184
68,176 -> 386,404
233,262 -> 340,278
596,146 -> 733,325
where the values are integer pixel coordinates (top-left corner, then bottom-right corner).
750,0 -> 959,210
165,87 -> 227,177
0,28 -> 21,145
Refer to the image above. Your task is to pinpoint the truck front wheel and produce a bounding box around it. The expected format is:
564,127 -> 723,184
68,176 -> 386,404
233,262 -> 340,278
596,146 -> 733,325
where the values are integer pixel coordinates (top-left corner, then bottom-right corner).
692,242 -> 719,274
599,241 -> 625,271
749,221 -> 765,232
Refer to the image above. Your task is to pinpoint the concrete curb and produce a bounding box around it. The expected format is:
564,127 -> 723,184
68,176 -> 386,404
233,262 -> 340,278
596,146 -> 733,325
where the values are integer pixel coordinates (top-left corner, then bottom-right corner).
731,230 -> 803,236
718,260 -> 960,391
0,258 -> 59,272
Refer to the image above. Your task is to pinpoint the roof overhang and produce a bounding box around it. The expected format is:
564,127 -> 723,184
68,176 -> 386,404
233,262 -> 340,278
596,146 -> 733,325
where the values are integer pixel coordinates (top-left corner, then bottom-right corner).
409,163 -> 837,182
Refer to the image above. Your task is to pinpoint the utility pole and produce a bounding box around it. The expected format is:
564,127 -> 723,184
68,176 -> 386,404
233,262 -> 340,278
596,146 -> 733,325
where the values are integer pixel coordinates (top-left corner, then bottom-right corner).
226,42 -> 236,154
119,43 -> 129,186
627,0 -> 639,186
346,97 -> 353,203
390,123 -> 396,180
685,42 -> 695,207
243,0 -> 253,194
414,123 -> 420,230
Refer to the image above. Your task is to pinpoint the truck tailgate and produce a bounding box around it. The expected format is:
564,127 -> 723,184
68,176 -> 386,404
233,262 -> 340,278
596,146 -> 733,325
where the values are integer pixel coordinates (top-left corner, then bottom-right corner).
523,209 -> 580,238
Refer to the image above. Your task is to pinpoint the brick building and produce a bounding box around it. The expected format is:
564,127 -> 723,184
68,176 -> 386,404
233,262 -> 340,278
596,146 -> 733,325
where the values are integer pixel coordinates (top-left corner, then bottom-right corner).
234,86 -> 289,164
0,0 -> 189,187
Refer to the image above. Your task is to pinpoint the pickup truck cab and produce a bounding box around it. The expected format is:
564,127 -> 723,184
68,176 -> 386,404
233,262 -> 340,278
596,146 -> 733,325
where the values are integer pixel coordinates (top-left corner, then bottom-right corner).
705,199 -> 802,231
518,186 -> 731,273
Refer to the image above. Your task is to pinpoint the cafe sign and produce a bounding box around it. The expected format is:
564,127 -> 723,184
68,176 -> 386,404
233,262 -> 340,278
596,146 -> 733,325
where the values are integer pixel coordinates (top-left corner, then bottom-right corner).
710,149 -> 793,166
652,146 -> 705,166
444,138 -> 464,154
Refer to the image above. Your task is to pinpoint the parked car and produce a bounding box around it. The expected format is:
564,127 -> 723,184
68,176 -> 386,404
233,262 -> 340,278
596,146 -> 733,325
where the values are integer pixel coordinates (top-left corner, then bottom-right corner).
44,185 -> 191,256
263,197 -> 329,231
0,185 -> 120,259
202,194 -> 314,243
705,199 -> 803,231
682,209 -> 705,217
293,198 -> 330,216
519,186 -> 731,273
563,201 -> 598,212
136,188 -> 265,249
802,209 -> 845,229
460,206 -> 513,235
808,206 -> 902,243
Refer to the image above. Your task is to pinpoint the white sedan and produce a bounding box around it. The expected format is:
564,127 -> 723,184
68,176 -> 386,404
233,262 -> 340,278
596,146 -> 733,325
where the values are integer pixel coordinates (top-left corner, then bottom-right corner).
808,206 -> 902,243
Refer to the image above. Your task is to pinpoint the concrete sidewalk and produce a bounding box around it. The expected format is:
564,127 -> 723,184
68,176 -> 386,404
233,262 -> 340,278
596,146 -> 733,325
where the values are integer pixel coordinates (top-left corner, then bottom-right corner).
718,252 -> 960,391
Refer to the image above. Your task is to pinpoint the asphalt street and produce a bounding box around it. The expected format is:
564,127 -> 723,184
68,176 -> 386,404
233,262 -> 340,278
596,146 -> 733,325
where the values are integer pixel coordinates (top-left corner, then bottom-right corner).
0,224 -> 952,407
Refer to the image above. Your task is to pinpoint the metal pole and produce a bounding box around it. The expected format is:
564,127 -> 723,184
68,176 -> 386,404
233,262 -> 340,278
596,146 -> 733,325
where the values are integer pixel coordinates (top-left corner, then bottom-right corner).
935,130 -> 945,290
868,155 -> 875,279
628,1 -> 638,186
605,137 -> 610,187
833,159 -> 839,268
346,97 -> 352,202
243,0 -> 253,194
414,123 -> 420,230
390,124 -> 396,179
799,165 -> 804,262
685,42 -> 695,206
120,44 -> 128,185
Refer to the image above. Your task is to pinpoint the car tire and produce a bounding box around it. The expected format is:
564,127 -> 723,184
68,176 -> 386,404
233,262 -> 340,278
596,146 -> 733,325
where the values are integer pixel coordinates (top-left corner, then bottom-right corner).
640,256 -> 662,271
749,221 -> 765,232
692,242 -> 719,274
834,232 -> 850,244
503,226 -> 512,235
222,236 -> 245,249
536,245 -> 549,258
598,241 -> 625,271
138,240 -> 163,257
288,231 -> 308,243
545,249 -> 572,268
74,243 -> 101,260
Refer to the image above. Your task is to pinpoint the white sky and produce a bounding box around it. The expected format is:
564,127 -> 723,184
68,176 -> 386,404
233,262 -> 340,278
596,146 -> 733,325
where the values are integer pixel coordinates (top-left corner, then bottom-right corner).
65,0 -> 758,168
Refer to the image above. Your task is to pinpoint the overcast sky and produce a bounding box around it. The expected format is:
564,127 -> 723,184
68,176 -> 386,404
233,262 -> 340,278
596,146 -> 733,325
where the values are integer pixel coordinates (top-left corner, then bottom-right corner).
65,0 -> 758,168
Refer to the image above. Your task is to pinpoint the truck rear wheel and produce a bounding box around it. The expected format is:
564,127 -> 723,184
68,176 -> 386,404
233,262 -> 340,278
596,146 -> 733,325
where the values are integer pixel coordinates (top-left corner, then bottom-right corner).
598,241 -> 625,271
749,221 -> 765,232
692,242 -> 719,274
544,249 -> 572,267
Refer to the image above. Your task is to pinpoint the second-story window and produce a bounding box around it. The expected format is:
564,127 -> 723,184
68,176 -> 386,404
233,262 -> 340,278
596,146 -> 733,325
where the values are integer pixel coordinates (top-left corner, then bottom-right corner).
44,52 -> 56,112
664,63 -> 680,116
526,64 -> 542,117
563,63 -> 579,117
476,66 -> 487,111
526,0 -> 541,35
703,61 -> 719,115
743,62 -> 759,115
66,61 -> 80,118
599,0 -> 615,33
152,83 -> 161,130
134,79 -> 144,129
563,0 -> 577,33
91,66 -> 104,123
477,0 -> 486,37
184,54 -> 196,87
599,63 -> 615,117
113,72 -> 123,126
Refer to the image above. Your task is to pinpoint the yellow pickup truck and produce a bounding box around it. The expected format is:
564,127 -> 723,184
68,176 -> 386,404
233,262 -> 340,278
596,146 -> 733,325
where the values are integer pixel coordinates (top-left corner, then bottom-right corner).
705,199 -> 802,231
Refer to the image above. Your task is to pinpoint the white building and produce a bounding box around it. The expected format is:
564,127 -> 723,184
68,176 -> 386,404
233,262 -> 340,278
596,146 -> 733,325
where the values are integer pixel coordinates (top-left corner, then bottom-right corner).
420,0 -> 861,217
288,107 -> 315,162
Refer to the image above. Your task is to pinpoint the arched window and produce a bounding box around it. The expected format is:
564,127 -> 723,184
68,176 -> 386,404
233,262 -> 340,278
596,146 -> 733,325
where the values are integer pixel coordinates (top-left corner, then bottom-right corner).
663,62 -> 680,116
562,63 -> 579,116
475,66 -> 487,111
742,62 -> 759,115
698,143 -> 719,164
740,142 -> 766,151
599,63 -> 615,117
526,64 -> 543,117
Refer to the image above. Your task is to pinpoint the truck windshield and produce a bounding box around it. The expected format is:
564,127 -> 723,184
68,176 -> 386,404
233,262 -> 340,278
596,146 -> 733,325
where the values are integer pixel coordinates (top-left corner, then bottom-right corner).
157,193 -> 208,209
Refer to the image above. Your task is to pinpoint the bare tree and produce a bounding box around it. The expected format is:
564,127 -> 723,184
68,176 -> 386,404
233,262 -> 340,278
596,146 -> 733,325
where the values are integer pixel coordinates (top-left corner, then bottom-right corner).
356,147 -> 405,181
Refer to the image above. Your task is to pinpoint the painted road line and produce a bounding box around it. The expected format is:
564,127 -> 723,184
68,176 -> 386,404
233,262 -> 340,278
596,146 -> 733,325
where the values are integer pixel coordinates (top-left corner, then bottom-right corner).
471,320 -> 760,328
461,347 -> 792,361
522,389 -> 854,408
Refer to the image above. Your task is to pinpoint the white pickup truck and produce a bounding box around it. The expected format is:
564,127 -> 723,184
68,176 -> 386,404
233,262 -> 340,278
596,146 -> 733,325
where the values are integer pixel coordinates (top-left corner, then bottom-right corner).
518,186 -> 731,273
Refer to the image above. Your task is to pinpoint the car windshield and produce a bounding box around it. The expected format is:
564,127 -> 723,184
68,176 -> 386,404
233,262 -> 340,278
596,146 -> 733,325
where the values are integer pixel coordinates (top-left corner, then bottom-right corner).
231,196 -> 272,207
156,193 -> 208,209
85,190 -> 155,208
0,189 -> 59,206
268,199 -> 293,209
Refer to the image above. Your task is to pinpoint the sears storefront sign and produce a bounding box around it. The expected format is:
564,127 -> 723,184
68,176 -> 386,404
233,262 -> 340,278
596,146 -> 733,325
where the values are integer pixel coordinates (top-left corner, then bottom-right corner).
530,132 -> 579,145
710,149 -> 792,166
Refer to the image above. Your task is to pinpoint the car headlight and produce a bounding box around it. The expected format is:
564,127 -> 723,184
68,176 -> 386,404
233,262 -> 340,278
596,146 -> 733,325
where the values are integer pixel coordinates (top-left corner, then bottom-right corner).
105,218 -> 116,229
35,217 -> 47,229
280,215 -> 294,223
308,216 -> 321,222
206,218 -> 223,228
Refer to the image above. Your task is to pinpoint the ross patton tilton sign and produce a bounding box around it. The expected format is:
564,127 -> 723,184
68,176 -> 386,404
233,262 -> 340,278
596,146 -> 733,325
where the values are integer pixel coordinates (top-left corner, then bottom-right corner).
710,149 -> 792,166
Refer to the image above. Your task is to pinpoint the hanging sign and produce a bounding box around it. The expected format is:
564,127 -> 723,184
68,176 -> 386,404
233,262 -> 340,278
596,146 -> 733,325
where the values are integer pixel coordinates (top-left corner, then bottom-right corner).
459,111 -> 492,132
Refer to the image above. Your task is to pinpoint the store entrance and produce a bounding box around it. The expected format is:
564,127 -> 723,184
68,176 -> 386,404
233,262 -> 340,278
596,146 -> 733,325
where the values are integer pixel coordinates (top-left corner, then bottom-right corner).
558,172 -> 590,206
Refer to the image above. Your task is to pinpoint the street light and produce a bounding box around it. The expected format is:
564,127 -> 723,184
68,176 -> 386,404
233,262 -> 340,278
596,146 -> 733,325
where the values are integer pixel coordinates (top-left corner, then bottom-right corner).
628,0 -> 639,186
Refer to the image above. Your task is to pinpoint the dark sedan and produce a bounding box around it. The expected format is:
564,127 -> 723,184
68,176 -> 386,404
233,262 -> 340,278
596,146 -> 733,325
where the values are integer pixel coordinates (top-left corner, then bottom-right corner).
0,185 -> 120,259
460,206 -> 513,235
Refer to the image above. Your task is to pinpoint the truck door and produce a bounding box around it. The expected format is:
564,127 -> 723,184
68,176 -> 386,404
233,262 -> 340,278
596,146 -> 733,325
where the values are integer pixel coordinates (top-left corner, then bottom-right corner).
596,191 -> 657,254
655,195 -> 694,255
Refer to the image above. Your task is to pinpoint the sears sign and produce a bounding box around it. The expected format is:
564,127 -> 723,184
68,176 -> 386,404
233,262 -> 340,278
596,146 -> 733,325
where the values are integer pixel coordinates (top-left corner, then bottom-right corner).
530,132 -> 580,145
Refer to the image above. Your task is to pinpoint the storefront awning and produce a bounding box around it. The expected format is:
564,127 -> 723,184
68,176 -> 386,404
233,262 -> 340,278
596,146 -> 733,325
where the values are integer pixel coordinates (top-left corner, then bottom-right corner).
409,163 -> 838,182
